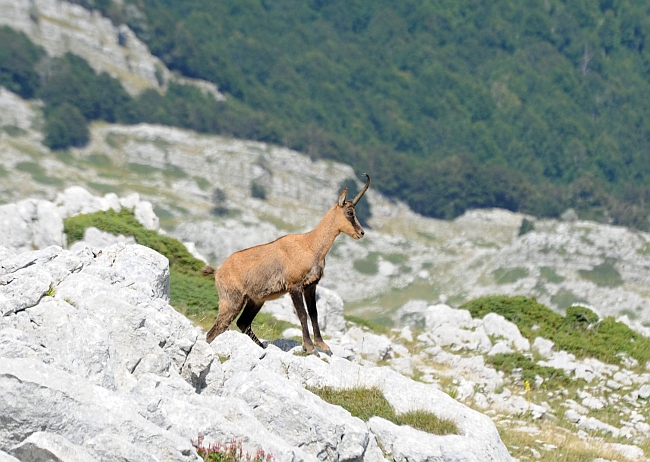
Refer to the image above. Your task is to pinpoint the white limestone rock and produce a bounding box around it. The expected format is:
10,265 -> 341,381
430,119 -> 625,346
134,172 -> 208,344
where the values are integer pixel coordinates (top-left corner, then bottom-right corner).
94,243 -> 170,302
69,227 -> 135,253
134,200 -> 160,231
0,262 -> 52,316
424,304 -> 475,331
481,312 -> 530,352
369,417 -> 512,462
222,368 -> 371,462
343,326 -> 392,362
0,358 -> 198,461
0,450 -> 19,462
0,200 -> 64,252
638,384 -> 650,399
532,337 -> 555,359
10,432 -> 97,462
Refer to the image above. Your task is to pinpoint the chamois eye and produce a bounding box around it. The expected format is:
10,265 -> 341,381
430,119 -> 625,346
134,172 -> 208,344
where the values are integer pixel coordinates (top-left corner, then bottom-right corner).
346,210 -> 354,217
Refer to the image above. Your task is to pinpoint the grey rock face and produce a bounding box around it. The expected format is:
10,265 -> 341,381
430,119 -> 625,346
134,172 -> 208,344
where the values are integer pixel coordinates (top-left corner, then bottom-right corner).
10,432 -> 98,462
0,242 -> 512,462
0,200 -> 64,253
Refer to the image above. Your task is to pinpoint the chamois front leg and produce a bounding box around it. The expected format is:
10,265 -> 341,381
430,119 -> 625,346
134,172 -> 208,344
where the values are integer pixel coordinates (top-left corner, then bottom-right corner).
290,288 -> 316,354
304,283 -> 331,355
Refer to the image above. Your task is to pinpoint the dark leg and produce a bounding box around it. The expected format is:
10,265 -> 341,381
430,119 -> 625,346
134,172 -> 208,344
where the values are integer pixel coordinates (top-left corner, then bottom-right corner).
206,296 -> 244,344
236,300 -> 265,348
290,289 -> 315,354
304,284 -> 331,355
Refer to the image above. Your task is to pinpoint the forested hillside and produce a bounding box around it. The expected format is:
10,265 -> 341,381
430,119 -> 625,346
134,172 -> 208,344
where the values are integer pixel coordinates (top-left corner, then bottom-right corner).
5,0 -> 650,228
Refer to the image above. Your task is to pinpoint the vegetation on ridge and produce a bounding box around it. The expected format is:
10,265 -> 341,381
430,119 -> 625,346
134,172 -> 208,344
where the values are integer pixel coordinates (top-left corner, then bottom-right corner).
461,295 -> 650,366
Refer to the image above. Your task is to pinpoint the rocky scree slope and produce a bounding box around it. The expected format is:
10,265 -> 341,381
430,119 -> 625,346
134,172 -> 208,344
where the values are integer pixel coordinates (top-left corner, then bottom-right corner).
2,189 -> 650,461
0,225 -> 511,460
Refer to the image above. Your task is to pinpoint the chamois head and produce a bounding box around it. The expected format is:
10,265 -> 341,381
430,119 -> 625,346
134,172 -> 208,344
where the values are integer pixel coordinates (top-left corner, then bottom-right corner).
336,173 -> 370,240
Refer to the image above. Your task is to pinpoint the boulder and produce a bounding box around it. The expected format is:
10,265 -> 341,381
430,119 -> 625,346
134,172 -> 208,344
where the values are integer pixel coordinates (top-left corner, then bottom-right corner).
0,200 -> 64,252
10,432 -> 98,462
68,227 -> 135,253
481,312 -> 530,352
369,417 -> 508,462
532,337 -> 554,359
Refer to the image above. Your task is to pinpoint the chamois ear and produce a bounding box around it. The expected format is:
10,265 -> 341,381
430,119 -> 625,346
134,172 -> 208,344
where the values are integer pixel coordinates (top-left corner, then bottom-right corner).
338,188 -> 348,207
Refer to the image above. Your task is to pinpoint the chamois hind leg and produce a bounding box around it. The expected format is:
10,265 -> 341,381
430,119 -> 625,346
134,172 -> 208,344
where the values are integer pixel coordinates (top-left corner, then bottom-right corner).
206,295 -> 244,344
236,299 -> 265,348
304,283 -> 331,355
290,288 -> 316,354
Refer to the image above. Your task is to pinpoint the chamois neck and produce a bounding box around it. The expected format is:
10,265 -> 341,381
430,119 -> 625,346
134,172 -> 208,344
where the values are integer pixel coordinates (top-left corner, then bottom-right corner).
307,205 -> 341,258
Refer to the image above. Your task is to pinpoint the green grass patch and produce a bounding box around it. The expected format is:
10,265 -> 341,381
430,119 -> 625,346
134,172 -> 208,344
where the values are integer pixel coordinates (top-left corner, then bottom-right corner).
550,289 -> 586,310
127,162 -> 160,176
344,315 -> 393,335
352,251 -> 408,276
16,161 -> 64,186
87,182 -> 123,195
86,153 -> 113,169
486,352 -> 571,389
461,295 -> 650,367
105,132 -> 127,149
194,176 -> 211,191
353,257 -> 378,275
578,261 -> 623,287
540,267 -> 564,283
637,244 -> 650,255
163,164 -> 188,180
0,165 -> 8,177
1,125 -> 27,137
491,267 -> 529,284
309,386 -> 458,435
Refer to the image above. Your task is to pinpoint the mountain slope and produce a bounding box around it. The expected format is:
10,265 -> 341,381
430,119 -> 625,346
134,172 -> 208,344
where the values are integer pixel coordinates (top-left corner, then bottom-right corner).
65,0 -> 650,228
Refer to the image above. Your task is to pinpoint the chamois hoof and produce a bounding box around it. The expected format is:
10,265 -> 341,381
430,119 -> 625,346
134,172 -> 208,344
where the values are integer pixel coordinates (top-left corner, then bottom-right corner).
319,348 -> 333,356
302,346 -> 318,356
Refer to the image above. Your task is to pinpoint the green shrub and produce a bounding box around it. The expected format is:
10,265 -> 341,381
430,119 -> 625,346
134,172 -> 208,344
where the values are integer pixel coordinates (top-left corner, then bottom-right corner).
518,218 -> 535,236
309,386 -> 458,435
250,181 -> 267,200
44,103 -> 90,149
461,295 -> 650,367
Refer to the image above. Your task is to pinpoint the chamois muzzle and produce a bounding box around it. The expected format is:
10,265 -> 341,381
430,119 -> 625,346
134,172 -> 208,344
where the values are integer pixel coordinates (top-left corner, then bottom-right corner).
351,173 -> 371,206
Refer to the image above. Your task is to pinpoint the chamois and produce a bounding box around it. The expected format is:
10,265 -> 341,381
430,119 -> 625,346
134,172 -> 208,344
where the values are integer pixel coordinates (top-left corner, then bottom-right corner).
203,174 -> 371,354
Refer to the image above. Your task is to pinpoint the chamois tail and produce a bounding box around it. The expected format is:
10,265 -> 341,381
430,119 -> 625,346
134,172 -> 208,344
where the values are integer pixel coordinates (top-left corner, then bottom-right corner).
202,265 -> 216,276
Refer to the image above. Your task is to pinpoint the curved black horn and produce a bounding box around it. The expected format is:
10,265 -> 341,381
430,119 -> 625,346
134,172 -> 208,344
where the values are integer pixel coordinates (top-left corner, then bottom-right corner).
351,173 -> 371,205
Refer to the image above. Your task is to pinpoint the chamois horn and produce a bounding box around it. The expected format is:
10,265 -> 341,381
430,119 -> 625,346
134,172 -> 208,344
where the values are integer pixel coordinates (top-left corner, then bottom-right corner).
351,173 -> 371,206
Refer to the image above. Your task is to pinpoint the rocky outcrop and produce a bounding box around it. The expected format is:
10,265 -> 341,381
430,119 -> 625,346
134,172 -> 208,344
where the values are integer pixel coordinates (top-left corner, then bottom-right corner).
0,185 -> 159,254
0,241 -> 512,461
